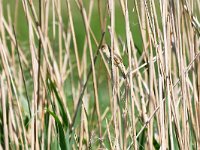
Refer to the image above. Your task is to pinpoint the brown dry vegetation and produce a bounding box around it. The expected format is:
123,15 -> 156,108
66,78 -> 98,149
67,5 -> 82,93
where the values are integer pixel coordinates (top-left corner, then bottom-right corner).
0,0 -> 200,149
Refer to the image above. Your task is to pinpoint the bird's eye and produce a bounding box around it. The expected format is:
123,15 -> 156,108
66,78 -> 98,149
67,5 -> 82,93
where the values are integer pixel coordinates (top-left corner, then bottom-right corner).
101,44 -> 106,50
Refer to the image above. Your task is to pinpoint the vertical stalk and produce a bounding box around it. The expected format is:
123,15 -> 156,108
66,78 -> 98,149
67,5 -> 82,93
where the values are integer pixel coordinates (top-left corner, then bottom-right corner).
124,1 -> 137,149
35,0 -> 42,148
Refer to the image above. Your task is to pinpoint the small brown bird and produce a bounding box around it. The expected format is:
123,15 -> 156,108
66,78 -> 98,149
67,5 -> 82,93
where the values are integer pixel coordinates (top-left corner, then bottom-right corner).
100,44 -> 127,79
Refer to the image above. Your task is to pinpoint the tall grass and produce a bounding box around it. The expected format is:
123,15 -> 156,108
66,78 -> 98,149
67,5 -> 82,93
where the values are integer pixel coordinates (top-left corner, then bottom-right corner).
0,0 -> 200,149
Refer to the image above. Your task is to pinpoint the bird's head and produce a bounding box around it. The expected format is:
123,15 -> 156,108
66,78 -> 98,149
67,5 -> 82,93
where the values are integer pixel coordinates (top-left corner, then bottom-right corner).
100,44 -> 110,58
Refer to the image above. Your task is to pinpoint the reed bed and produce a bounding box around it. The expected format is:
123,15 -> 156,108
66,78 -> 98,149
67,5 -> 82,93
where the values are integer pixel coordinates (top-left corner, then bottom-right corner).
0,0 -> 200,149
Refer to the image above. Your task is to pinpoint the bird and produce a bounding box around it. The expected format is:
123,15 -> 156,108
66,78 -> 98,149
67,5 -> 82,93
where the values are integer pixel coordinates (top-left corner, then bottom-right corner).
100,44 -> 127,79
